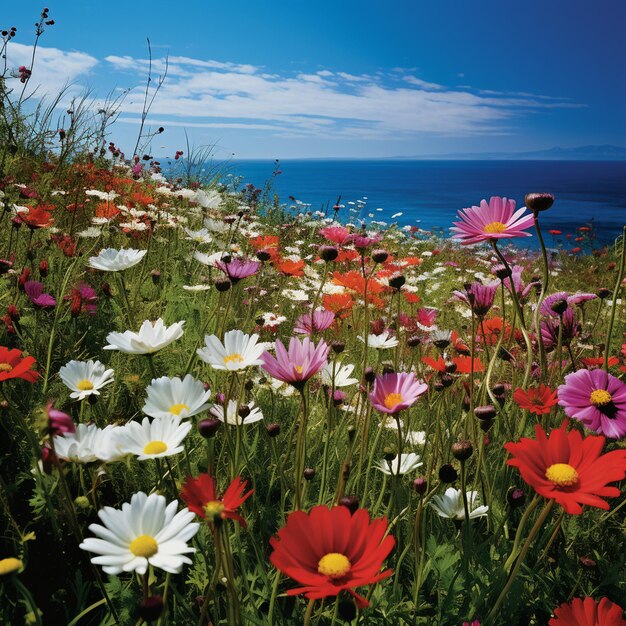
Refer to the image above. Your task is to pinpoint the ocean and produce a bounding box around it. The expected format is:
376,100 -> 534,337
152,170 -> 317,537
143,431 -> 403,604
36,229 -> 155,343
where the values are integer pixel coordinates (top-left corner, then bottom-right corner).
217,159 -> 626,248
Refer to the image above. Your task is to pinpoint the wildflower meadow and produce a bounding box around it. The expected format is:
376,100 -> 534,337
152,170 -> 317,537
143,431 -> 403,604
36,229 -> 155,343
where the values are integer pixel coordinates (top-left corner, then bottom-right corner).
1,9 -> 625,626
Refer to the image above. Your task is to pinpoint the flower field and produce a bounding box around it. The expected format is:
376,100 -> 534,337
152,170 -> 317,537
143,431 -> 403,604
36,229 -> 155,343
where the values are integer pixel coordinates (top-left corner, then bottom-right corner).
1,14 -> 626,625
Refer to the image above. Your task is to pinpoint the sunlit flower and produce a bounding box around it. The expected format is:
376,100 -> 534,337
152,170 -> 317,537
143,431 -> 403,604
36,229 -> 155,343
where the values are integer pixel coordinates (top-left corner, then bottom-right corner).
215,257 -> 260,283
53,423 -> 125,463
369,372 -> 428,415
294,309 -> 335,335
512,385 -> 559,416
143,375 -> 211,420
79,491 -> 198,575
260,337 -> 329,389
357,331 -> 398,350
59,359 -> 114,401
270,505 -> 395,608
321,362 -> 359,388
88,248 -> 147,272
0,347 -> 39,383
104,319 -> 185,355
197,329 -> 267,371
376,453 -> 423,475
120,415 -> 192,460
430,488 -> 489,520
450,196 -> 534,245
181,474 -> 253,527
209,400 -> 264,425
505,420 -> 626,514
558,369 -> 626,439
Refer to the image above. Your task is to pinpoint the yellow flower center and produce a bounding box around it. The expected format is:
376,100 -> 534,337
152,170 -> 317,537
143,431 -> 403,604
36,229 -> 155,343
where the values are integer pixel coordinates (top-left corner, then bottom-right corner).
318,552 -> 351,579
294,365 -> 304,374
203,500 -> 225,521
0,363 -> 13,373
169,403 -> 189,415
483,221 -> 508,234
0,557 -> 23,575
545,463 -> 579,487
143,440 -> 167,455
223,353 -> 244,365
129,534 -> 158,558
384,393 -> 403,410
76,379 -> 94,391
589,389 -> 612,407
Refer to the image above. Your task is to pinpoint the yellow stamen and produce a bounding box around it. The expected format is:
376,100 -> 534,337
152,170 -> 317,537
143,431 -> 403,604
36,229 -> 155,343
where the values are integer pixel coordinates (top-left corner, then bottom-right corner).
0,363 -> 13,373
76,379 -> 94,391
318,553 -> 351,579
223,353 -> 244,365
129,535 -> 158,558
169,403 -> 189,415
294,365 -> 303,374
384,392 -> 403,410
143,440 -> 167,455
590,389 -> 612,407
545,463 -> 579,487
483,221 -> 507,234
203,500 -> 225,521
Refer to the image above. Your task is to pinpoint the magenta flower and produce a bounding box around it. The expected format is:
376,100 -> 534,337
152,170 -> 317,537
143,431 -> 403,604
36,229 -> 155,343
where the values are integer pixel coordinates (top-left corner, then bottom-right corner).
452,282 -> 498,317
540,308 -> 579,350
319,225 -> 350,245
369,372 -> 428,415
260,337 -> 330,390
294,309 -> 335,335
45,403 -> 75,436
349,232 -> 383,250
24,281 -> 56,309
558,369 -> 626,439
502,266 -> 538,303
215,257 -> 260,283
450,196 -> 534,245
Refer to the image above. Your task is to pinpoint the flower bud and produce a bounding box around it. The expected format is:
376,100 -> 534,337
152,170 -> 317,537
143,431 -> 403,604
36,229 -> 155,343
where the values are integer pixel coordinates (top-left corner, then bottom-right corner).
474,405 -> 496,421
197,418 -> 222,439
389,273 -> 406,290
551,299 -> 568,315
238,404 -> 251,419
363,367 -> 375,384
337,599 -> 357,622
507,487 -> 526,508
407,335 -> 421,347
215,278 -> 232,292
74,495 -> 90,509
371,249 -> 389,264
319,245 -> 339,262
256,249 -> 272,262
338,495 -> 359,514
412,477 -> 427,495
38,259 -> 49,277
331,341 -> 345,354
451,440 -> 473,462
597,288 -> 611,299
139,595 -> 164,622
438,464 -> 458,483
525,192 -> 554,213
303,468 -> 315,481
150,269 -> 161,284
266,423 -> 280,437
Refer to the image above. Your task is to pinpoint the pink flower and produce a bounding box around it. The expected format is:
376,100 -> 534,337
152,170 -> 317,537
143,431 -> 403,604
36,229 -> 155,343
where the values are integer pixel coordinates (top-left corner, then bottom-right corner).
24,281 -> 56,309
45,403 -> 75,436
558,369 -> 626,439
294,309 -> 335,335
369,372 -> 428,415
319,226 -> 350,245
452,282 -> 498,317
260,337 -> 329,390
215,257 -> 260,283
450,196 -> 534,245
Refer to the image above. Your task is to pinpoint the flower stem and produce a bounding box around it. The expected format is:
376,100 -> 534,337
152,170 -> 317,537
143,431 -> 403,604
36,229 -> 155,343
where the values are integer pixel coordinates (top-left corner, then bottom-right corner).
604,225 -> 626,371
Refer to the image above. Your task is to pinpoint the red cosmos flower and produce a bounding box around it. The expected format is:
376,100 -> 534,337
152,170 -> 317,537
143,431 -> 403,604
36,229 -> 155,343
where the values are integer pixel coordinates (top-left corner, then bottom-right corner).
0,347 -> 39,383
22,204 -> 54,229
477,316 -> 512,346
180,474 -> 253,527
322,293 -> 354,319
505,420 -> 626,514
549,597 -> 626,626
421,355 -> 484,374
275,258 -> 305,276
549,229 -> 562,235
512,384 -> 559,415
269,505 -> 395,608
580,356 -> 619,369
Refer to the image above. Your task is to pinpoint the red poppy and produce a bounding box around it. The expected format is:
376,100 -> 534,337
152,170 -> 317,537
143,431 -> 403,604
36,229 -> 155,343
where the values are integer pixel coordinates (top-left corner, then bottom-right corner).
270,505 -> 395,608
549,230 -> 562,235
22,205 -> 54,229
580,356 -> 619,368
549,597 -> 626,625
0,347 -> 39,383
322,293 -> 354,319
505,420 -> 626,514
477,317 -> 512,346
180,474 -> 253,527
421,355 -> 483,374
403,292 -> 421,304
250,235 -> 280,251
512,384 -> 558,415
451,331 -> 470,355
578,226 -> 592,232
94,201 -> 120,219
275,258 -> 305,276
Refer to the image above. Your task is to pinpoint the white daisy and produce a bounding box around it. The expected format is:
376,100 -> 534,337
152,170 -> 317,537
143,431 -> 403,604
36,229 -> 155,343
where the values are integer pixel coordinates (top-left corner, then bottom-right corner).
79,491 -> 198,575
184,228 -> 213,244
197,329 -> 267,371
59,360 -> 114,401
430,488 -> 489,520
104,319 -> 185,355
376,453 -> 423,475
209,400 -> 264,426
143,375 -> 211,420
119,415 -> 192,461
53,424 -> 125,463
357,331 -> 399,349
321,362 -> 359,387
88,248 -> 147,272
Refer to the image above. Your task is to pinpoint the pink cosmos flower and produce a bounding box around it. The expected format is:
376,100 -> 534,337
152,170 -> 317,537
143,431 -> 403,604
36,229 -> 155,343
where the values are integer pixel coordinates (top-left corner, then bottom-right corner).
450,196 -> 534,245
319,226 -> 350,245
24,281 -> 56,309
558,369 -> 626,439
369,372 -> 428,415
260,337 -> 330,390
294,309 -> 335,335
45,403 -> 75,436
541,308 -> 580,350
215,257 -> 260,283
452,282 -> 498,317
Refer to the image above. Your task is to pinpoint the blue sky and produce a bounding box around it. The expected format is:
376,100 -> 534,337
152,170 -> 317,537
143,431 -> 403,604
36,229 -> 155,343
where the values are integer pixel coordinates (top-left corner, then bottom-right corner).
4,0 -> 625,158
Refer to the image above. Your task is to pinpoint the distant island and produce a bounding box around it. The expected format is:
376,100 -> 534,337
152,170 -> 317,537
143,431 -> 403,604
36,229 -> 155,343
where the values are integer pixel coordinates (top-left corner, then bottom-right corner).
397,144 -> 626,161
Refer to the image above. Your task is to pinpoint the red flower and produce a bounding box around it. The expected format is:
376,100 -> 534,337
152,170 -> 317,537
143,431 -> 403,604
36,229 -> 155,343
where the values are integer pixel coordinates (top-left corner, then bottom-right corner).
0,347 -> 39,383
580,356 -> 619,369
275,258 -> 305,276
22,204 -> 54,229
512,384 -> 558,415
180,474 -> 253,527
270,505 -> 395,608
505,420 -> 626,514
549,597 -> 626,625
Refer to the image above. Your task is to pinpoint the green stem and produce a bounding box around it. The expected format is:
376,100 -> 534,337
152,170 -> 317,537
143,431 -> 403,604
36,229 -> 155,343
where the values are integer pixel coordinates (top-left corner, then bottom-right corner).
604,225 -> 626,371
